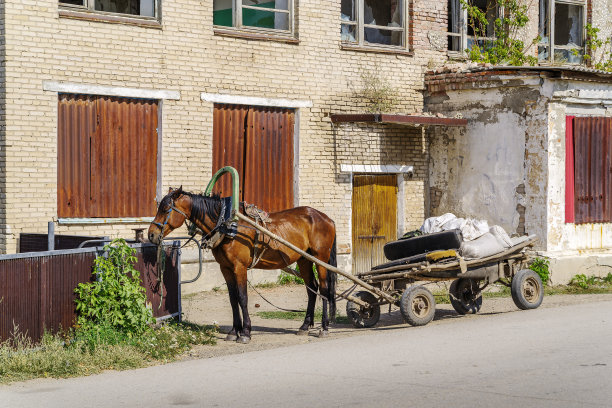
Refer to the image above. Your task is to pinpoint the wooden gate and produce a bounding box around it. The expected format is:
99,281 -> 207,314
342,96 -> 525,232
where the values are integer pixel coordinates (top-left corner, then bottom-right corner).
352,174 -> 398,273
212,104 -> 295,212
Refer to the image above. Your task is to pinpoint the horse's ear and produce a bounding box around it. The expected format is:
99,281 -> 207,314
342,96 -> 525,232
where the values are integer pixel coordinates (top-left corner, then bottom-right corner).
168,187 -> 174,193
177,185 -> 183,195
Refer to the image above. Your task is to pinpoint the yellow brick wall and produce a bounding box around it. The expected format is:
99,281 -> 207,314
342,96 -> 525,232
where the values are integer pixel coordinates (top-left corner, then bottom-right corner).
1,0 -> 448,254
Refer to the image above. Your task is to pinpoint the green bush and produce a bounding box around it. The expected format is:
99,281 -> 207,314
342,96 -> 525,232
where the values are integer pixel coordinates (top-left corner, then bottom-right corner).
570,273 -> 612,289
74,239 -> 154,337
529,257 -> 551,285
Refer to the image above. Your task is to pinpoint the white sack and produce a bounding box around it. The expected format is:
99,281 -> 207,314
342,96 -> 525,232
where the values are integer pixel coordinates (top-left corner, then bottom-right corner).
459,232 -> 505,260
489,225 -> 513,248
461,219 -> 489,241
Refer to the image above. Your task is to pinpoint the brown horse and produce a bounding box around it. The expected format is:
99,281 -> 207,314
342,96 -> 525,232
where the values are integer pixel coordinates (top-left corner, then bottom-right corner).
148,187 -> 337,343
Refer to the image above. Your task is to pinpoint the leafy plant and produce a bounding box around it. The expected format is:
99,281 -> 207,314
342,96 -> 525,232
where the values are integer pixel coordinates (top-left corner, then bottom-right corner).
460,0 -> 538,66
74,239 -> 154,338
529,257 -> 551,285
357,65 -> 398,113
570,273 -> 612,289
582,24 -> 612,71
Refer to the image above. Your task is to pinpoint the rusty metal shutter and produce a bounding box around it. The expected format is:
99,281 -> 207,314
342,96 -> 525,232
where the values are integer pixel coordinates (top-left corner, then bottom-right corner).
58,95 -> 158,218
573,117 -> 612,224
213,104 -> 294,212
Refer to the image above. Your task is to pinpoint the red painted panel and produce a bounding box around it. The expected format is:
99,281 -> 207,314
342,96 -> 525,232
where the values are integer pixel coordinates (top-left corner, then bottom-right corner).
565,116 -> 575,223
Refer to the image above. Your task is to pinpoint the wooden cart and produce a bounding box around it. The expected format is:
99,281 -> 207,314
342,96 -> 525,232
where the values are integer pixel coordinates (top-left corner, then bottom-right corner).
345,236 -> 542,328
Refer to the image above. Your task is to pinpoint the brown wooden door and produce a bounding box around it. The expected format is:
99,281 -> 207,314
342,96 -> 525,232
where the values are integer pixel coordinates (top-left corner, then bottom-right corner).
352,174 -> 398,273
213,104 -> 294,212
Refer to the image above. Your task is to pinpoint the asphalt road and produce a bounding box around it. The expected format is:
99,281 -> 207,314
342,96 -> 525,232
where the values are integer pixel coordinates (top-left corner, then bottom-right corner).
2,300 -> 611,408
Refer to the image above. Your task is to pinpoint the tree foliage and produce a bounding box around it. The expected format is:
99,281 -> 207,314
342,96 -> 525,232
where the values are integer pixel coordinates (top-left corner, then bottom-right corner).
461,0 -> 538,66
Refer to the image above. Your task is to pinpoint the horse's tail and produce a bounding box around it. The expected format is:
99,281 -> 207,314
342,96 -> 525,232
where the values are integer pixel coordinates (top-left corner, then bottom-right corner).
327,235 -> 337,323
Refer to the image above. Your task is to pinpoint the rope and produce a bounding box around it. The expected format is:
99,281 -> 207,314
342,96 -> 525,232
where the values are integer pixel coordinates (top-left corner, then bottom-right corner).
247,280 -> 305,313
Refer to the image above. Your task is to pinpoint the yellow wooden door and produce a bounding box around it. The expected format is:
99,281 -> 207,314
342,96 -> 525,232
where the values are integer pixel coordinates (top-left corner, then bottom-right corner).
352,174 -> 398,273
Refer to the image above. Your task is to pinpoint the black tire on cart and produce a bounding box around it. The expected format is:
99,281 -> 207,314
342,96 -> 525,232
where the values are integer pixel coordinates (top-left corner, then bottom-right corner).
346,291 -> 381,328
511,269 -> 544,310
449,278 -> 483,315
400,286 -> 436,326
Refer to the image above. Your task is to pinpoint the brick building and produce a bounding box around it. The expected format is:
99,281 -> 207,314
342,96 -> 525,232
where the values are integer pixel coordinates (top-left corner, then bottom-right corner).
0,1 -> 610,281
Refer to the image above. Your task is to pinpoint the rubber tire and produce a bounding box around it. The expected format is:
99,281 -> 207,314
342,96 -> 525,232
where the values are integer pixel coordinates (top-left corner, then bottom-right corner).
511,269 -> 544,310
346,291 -> 381,328
449,278 -> 483,315
400,286 -> 436,326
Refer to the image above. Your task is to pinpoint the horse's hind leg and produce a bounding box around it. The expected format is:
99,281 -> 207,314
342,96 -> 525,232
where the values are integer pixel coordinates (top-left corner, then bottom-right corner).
314,263 -> 330,337
297,258 -> 317,335
235,265 -> 252,344
221,266 -> 242,342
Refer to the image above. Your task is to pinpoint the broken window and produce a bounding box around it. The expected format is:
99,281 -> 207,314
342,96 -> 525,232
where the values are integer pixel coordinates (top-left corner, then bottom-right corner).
538,0 -> 585,64
341,0 -> 405,48
213,0 -> 293,33
447,0 -> 499,54
59,0 -> 157,18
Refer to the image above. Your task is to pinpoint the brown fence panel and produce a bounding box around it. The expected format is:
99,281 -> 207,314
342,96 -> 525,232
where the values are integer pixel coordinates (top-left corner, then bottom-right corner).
0,243 -> 180,342
573,117 -> 612,224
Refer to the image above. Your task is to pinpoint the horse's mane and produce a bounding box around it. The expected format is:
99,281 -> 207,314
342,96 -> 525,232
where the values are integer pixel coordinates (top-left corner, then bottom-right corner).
185,191 -> 222,224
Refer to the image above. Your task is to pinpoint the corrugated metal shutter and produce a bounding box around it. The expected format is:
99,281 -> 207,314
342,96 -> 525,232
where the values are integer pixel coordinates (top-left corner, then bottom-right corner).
573,117 -> 612,224
213,104 -> 294,212
58,95 -> 158,218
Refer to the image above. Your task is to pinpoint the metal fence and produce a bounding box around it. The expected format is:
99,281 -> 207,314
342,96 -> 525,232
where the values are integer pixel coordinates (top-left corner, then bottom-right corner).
0,242 -> 181,342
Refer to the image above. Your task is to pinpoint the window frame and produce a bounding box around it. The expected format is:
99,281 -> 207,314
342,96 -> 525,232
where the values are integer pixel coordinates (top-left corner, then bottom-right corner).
340,0 -> 408,52
446,0 -> 501,57
213,0 -> 295,38
58,0 -> 161,23
538,0 -> 587,65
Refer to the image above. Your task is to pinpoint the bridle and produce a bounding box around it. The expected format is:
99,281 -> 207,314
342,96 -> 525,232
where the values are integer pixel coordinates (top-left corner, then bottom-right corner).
151,198 -> 190,234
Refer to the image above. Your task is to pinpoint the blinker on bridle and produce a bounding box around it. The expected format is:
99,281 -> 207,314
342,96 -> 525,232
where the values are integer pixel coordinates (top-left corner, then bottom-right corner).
152,198 -> 189,232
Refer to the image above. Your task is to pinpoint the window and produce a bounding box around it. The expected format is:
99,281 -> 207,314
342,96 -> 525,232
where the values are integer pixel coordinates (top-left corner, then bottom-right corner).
341,0 -> 406,48
565,116 -> 612,224
538,0 -> 585,64
59,0 -> 157,18
213,0 -> 293,34
57,94 -> 159,218
447,0 -> 499,54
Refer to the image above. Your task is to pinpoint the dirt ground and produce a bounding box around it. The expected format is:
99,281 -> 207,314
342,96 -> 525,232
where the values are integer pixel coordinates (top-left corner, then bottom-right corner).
179,282 -> 612,360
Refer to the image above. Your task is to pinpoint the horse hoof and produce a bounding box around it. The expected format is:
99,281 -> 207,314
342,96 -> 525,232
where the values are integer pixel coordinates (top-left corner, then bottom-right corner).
224,334 -> 238,342
236,335 -> 251,344
318,330 -> 329,338
296,329 -> 309,336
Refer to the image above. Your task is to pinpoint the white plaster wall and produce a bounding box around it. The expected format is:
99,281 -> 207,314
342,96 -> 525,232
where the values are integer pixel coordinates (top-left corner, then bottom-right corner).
428,85 -> 548,245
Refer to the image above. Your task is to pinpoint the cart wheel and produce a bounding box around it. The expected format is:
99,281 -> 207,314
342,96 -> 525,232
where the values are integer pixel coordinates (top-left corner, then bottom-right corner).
511,269 -> 544,310
346,291 -> 381,328
400,286 -> 436,326
449,278 -> 483,315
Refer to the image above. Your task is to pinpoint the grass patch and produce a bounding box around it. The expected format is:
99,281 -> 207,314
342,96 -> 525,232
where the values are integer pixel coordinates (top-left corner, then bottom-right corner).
257,310 -> 350,325
0,321 -> 217,384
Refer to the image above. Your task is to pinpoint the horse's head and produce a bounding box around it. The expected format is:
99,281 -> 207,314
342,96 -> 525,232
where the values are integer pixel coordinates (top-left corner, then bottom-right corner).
148,186 -> 191,245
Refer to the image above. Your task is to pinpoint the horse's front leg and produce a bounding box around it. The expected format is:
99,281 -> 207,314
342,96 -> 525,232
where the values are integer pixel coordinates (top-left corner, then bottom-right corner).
235,265 -> 252,344
221,267 -> 242,342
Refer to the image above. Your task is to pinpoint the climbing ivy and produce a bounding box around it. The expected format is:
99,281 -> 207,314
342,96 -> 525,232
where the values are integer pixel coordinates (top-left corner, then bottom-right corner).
583,24 -> 612,72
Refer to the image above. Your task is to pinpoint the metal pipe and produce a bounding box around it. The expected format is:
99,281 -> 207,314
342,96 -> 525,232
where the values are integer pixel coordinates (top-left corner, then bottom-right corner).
47,221 -> 55,251
180,243 -> 203,284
